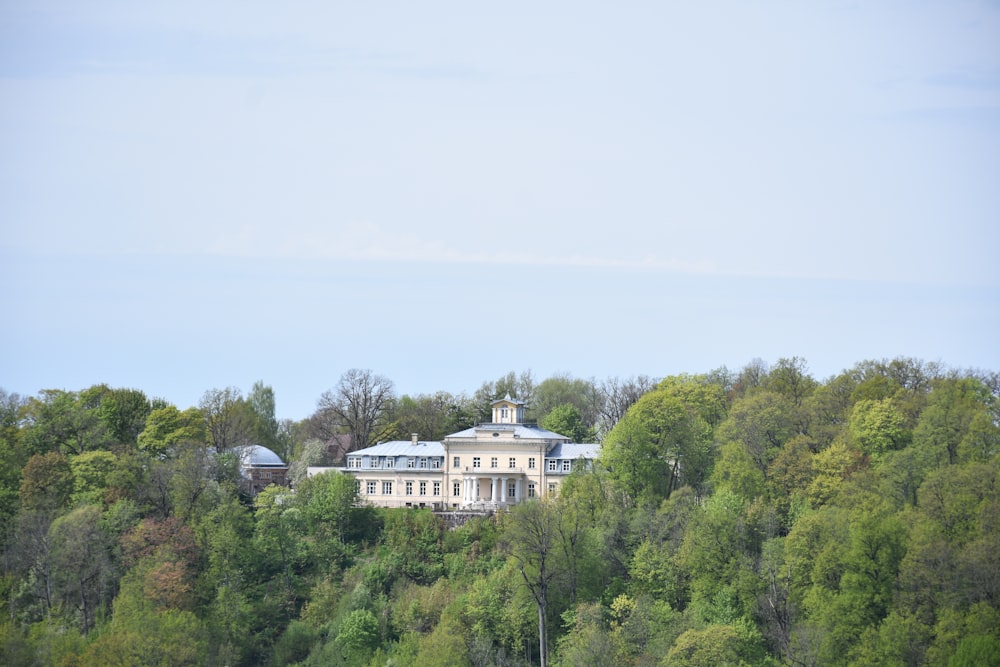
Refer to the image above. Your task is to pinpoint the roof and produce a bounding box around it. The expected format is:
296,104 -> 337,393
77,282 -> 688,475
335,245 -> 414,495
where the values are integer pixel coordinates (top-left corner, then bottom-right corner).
234,444 -> 286,468
546,442 -> 601,460
346,440 -> 445,457
445,423 -> 571,440
491,394 -> 526,406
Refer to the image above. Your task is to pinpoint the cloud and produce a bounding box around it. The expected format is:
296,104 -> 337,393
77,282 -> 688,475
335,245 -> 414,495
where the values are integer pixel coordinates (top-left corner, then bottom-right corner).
203,220 -> 728,277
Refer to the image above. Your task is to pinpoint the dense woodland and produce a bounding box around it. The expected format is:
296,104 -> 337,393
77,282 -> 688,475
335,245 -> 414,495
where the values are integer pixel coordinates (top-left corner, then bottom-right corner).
0,357 -> 998,666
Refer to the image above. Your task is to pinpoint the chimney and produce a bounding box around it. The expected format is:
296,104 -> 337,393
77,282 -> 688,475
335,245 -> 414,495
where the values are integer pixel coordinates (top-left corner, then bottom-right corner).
411,433 -> 419,446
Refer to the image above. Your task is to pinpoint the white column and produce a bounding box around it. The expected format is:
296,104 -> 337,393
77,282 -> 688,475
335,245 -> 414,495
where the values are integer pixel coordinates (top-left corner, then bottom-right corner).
491,477 -> 499,502
500,477 -> 508,503
514,478 -> 521,502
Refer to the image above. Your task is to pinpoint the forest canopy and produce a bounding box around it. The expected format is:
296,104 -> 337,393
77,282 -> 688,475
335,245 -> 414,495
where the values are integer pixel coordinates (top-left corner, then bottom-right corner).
0,357 -> 998,666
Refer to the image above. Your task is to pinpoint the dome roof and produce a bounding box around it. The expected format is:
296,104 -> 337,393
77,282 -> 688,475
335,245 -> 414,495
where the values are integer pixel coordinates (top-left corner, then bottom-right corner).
235,444 -> 286,468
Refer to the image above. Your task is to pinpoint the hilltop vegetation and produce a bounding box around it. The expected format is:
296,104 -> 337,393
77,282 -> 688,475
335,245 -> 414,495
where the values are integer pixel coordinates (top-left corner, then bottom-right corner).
0,358 -> 998,666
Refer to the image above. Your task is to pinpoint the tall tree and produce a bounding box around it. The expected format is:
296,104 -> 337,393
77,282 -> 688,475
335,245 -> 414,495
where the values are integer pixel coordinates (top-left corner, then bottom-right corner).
316,369 -> 395,451
98,388 -> 152,446
596,375 -> 656,438
199,387 -> 252,453
247,381 -> 282,455
532,375 -> 600,430
504,499 -> 563,667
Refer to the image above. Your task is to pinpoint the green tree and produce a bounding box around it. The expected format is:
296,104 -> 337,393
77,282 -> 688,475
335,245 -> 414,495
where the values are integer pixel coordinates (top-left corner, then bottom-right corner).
541,403 -> 593,443
21,389 -> 111,456
19,451 -> 73,511
49,504 -> 116,633
69,449 -> 118,505
98,387 -> 152,446
849,398 -> 910,460
200,386 -> 253,453
717,390 -> 794,479
602,377 -> 721,504
532,374 -> 600,430
137,405 -> 206,457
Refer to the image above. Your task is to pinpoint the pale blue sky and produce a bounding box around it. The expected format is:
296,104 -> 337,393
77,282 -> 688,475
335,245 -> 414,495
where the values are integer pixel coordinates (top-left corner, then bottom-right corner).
2,1 -> 998,420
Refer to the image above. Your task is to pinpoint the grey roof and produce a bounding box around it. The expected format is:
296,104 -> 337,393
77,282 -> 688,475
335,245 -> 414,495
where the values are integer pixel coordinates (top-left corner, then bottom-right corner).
546,442 -> 601,460
491,395 -> 526,406
445,423 -> 571,440
234,444 -> 286,468
347,440 -> 445,457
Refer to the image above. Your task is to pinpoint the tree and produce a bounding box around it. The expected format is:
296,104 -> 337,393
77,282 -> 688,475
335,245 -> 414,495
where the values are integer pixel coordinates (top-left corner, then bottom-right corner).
98,388 -> 152,446
69,449 -> 118,505
596,375 -> 656,437
316,369 -> 396,451
137,405 -> 207,457
248,381 -> 288,459
21,389 -> 111,456
504,499 -> 564,667
532,375 -> 600,431
472,370 -> 535,422
717,390 -> 795,479
849,399 -> 910,460
541,404 -> 593,443
49,504 -> 116,633
386,391 -> 468,441
765,357 -> 818,407
199,387 -> 252,453
602,377 -> 722,503
19,452 -> 73,511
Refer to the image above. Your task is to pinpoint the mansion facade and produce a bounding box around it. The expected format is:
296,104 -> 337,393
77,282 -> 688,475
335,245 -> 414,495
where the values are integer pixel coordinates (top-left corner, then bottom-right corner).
312,397 -> 600,510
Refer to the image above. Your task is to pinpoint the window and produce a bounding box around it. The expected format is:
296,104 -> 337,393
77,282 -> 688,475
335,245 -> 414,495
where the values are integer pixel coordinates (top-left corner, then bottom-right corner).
509,457 -> 517,469
548,460 -> 557,471
453,481 -> 461,496
355,480 -> 361,494
366,481 -> 377,495
433,482 -> 441,496
508,482 -> 516,498
382,481 -> 393,495
548,483 -> 557,496
386,457 -> 395,468
453,456 -> 460,468
371,458 -> 380,468
473,457 -> 481,469
407,458 -> 415,469
490,457 -> 498,469
527,483 -> 536,498
432,459 -> 441,469
528,457 -> 536,470
500,407 -> 509,420
419,481 -> 427,495
405,481 -> 413,495
348,458 -> 359,468
420,458 -> 428,469
562,460 -> 571,472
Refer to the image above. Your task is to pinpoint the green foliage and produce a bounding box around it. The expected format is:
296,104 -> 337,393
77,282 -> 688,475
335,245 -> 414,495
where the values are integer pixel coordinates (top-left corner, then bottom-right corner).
137,405 -> 206,457
602,377 -> 722,504
540,403 -> 594,443
2,363 -> 998,666
69,449 -> 118,506
849,398 -> 910,460
19,451 -> 73,511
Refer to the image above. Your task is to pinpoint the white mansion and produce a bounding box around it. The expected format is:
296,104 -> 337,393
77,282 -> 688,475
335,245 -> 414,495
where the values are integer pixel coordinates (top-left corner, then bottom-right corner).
313,396 -> 600,510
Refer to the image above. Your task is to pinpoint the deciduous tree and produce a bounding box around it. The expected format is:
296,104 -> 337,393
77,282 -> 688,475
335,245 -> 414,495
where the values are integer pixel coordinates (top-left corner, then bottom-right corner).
316,369 -> 396,451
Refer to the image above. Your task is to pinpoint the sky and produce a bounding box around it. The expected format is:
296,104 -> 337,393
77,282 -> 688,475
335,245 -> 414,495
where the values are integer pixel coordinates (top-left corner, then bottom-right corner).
1,1 -> 998,421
